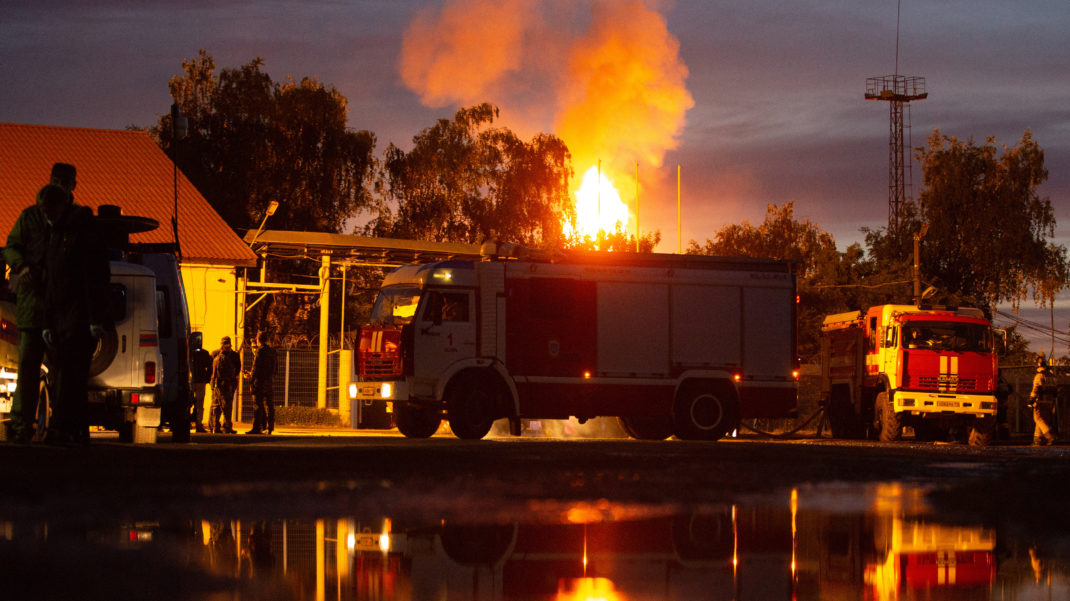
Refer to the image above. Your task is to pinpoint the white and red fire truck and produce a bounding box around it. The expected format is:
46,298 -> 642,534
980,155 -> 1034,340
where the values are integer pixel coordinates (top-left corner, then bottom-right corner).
819,304 -> 999,445
353,244 -> 798,440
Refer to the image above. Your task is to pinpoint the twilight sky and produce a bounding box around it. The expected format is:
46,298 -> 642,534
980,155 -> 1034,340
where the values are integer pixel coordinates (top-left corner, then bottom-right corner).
3,0 -> 1070,347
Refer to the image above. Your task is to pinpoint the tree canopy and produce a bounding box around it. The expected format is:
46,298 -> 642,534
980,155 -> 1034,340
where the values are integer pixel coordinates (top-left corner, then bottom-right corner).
868,129 -> 1067,313
368,103 -> 574,248
154,49 -> 376,236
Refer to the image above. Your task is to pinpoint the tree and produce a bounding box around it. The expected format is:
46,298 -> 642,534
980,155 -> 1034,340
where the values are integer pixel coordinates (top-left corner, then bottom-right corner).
870,129 -> 1067,313
152,49 -> 378,343
369,104 -> 573,248
154,49 -> 377,236
687,202 -> 871,360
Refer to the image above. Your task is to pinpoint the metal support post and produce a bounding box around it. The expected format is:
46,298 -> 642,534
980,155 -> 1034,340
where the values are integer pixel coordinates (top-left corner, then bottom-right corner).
317,254 -> 330,409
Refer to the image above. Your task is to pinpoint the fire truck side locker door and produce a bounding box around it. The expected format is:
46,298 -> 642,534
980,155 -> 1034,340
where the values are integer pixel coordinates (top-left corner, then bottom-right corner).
742,285 -> 793,378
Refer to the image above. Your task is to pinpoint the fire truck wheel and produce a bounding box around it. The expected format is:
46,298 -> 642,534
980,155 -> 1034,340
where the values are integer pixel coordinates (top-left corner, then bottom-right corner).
446,374 -> 497,440
617,415 -> 673,440
394,405 -> 441,438
673,382 -> 739,441
968,416 -> 996,447
875,392 -> 902,442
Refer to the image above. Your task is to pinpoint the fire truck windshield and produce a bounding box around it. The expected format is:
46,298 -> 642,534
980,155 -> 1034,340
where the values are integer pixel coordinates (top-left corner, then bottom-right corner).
368,285 -> 422,325
903,322 -> 991,353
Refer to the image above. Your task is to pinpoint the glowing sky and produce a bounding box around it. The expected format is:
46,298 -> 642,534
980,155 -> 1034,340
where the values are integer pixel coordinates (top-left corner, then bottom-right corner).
3,0 -> 1069,347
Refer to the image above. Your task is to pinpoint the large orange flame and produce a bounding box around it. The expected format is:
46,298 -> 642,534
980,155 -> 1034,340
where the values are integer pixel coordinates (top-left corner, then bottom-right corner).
399,0 -> 693,245
566,166 -> 631,239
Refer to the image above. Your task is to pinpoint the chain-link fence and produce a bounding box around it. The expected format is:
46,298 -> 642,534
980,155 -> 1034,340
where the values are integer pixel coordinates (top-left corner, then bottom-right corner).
235,348 -> 339,423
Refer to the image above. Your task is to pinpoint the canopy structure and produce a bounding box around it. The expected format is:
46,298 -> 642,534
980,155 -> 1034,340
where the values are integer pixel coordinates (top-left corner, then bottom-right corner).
238,230 -> 484,419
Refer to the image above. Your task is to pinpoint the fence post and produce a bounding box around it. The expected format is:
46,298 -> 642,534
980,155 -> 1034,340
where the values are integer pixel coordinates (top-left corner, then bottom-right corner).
339,350 -> 353,427
283,349 -> 290,407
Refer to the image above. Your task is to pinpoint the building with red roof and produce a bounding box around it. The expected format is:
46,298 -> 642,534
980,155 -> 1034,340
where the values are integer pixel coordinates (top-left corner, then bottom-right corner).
0,123 -> 257,417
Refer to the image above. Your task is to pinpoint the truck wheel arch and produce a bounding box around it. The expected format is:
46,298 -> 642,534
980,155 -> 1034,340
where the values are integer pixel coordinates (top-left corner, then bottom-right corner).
438,361 -> 519,418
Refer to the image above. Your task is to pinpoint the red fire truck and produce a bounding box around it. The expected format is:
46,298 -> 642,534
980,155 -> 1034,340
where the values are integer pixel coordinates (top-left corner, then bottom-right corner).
353,245 -> 798,440
819,304 -> 999,445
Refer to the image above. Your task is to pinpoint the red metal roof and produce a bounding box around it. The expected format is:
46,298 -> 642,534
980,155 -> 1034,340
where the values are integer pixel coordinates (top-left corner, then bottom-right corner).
0,123 -> 256,266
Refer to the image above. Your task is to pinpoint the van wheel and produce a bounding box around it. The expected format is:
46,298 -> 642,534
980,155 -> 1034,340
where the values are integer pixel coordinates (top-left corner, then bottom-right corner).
876,392 -> 902,442
968,416 -> 996,447
33,378 -> 51,442
88,330 -> 119,377
673,382 -> 739,441
394,405 -> 441,438
446,374 -> 497,440
618,415 -> 673,440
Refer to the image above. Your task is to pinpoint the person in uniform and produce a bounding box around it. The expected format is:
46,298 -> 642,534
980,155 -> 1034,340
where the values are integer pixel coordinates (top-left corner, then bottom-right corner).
40,183 -> 111,445
189,334 -> 213,432
245,331 -> 278,434
2,163 -> 77,442
209,336 -> 240,433
1030,356 -> 1058,446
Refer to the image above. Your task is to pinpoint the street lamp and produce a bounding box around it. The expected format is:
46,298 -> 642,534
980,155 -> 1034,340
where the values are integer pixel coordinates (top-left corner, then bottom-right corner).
249,200 -> 279,248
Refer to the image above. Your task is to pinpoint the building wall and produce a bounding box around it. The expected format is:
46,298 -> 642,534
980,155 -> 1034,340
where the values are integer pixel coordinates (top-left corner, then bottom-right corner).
181,263 -> 238,424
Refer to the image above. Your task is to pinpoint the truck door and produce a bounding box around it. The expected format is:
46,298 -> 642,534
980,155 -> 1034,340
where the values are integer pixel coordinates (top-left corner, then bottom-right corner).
413,289 -> 477,390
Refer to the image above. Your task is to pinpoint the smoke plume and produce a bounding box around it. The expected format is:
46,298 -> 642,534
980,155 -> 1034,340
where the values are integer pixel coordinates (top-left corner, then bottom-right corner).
399,0 -> 693,183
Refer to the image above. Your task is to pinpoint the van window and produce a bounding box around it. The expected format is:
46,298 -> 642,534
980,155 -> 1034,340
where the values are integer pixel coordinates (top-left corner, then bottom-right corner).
156,287 -> 172,339
108,284 -> 128,323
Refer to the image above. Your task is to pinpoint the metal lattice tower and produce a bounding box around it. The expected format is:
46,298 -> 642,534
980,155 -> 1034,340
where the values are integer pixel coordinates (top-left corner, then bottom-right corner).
866,75 -> 926,235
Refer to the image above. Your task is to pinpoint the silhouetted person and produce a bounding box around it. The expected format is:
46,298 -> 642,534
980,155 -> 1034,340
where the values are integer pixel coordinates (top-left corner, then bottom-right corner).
3,164 -> 78,442
40,183 -> 110,445
209,336 -> 240,433
189,334 -> 212,432
245,331 -> 278,434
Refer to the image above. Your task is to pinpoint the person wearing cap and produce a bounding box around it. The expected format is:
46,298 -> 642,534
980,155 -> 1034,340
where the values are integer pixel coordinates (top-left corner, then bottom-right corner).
244,331 -> 278,434
209,335 -> 241,433
1030,356 -> 1058,446
2,163 -> 77,443
40,182 -> 111,445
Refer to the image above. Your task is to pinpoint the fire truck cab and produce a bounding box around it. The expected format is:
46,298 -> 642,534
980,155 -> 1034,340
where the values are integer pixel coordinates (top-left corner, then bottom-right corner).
820,304 -> 999,445
354,247 -> 799,441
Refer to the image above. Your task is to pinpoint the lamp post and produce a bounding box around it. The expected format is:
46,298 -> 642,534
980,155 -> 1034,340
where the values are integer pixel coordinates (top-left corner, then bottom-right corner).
170,103 -> 187,261
250,200 -> 279,249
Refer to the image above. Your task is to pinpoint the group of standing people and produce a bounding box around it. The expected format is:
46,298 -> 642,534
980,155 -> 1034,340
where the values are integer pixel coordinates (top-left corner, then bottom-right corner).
189,332 -> 277,435
4,162 -> 111,445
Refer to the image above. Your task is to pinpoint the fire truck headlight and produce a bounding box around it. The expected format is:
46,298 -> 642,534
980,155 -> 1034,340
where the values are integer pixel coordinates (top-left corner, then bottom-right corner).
381,383 -> 393,399
348,383 -> 358,399
981,401 -> 995,411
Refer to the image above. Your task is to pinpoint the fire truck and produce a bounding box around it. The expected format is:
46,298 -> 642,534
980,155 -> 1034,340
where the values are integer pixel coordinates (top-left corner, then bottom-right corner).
353,244 -> 798,440
819,304 -> 999,445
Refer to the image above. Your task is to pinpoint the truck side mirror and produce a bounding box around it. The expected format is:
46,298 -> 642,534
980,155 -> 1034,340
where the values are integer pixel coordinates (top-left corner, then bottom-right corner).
993,329 -> 1006,354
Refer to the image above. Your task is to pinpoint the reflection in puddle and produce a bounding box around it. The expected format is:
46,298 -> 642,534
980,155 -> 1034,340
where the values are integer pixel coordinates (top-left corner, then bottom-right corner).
2,483 -> 1069,600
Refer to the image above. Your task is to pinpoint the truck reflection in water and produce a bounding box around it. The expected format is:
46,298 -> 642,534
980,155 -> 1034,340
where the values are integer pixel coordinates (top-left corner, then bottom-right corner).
3,485 -> 1069,600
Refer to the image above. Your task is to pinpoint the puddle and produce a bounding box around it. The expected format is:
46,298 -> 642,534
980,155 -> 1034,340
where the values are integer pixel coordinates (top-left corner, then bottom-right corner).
2,482 -> 1068,600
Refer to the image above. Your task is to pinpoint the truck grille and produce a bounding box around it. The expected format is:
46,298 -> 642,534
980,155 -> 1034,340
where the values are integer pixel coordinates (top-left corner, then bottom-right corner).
359,351 -> 401,378
916,375 -> 977,391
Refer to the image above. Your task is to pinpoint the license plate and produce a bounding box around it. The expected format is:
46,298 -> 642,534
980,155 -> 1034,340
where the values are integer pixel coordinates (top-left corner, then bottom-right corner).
936,400 -> 958,408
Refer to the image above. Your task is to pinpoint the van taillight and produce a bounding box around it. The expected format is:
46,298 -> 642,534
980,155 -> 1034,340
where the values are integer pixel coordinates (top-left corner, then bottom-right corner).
145,361 -> 156,384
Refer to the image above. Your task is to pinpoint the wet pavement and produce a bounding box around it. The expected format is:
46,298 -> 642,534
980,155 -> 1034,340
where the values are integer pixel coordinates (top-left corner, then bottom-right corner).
3,426 -> 1070,600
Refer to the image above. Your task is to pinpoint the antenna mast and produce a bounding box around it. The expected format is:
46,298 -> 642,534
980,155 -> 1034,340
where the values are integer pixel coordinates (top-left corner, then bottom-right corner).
866,0 -> 926,237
